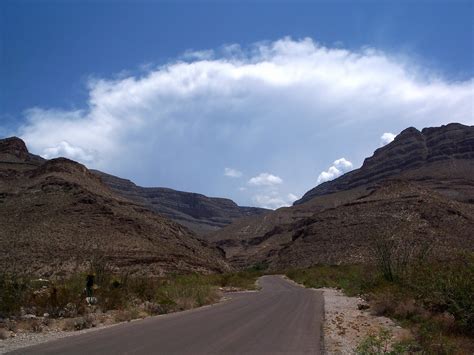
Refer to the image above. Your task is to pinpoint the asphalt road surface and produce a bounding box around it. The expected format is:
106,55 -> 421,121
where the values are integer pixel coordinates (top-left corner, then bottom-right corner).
12,276 -> 323,355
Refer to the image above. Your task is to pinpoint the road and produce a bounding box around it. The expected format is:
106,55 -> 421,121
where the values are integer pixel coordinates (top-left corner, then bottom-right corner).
12,276 -> 323,355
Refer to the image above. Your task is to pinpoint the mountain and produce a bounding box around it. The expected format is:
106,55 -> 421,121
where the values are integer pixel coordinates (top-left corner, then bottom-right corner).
0,137 -> 229,277
209,123 -> 474,269
92,171 -> 268,235
295,123 -> 474,204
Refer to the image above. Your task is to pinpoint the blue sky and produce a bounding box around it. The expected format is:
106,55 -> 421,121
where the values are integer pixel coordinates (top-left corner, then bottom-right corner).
1,1 -> 473,208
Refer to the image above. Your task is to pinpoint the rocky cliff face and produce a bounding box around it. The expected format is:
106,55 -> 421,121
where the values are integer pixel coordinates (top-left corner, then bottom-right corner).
0,138 -> 229,277
210,123 -> 474,269
295,123 -> 474,204
93,171 -> 268,235
0,136 -> 45,165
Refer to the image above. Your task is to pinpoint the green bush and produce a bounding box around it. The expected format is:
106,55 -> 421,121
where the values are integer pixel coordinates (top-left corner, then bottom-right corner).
0,268 -> 261,321
286,264 -> 380,296
0,273 -> 30,317
370,233 -> 432,283
214,269 -> 262,290
356,329 -> 409,355
155,274 -> 220,311
408,254 -> 474,334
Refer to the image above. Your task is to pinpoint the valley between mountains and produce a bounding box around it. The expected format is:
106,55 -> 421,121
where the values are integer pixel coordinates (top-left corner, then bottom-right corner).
1,122 -> 473,353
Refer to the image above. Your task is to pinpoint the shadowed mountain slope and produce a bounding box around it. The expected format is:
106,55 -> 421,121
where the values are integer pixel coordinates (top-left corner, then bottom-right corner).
93,171 -> 268,235
209,123 -> 474,269
0,137 -> 229,277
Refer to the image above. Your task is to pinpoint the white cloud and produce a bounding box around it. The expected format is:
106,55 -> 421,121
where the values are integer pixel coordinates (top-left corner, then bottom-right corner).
287,193 -> 299,204
14,37 -> 473,205
182,49 -> 215,61
224,167 -> 243,178
248,173 -> 283,186
380,132 -> 396,146
42,141 -> 96,163
317,158 -> 353,185
252,191 -> 298,209
333,158 -> 353,171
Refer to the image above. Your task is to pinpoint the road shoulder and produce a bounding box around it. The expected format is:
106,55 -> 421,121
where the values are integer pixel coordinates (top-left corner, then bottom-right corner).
321,287 -> 410,354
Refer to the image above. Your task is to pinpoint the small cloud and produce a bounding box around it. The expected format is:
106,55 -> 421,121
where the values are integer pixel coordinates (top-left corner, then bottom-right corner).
182,49 -> 214,61
42,141 -> 96,163
238,187 -> 247,191
380,132 -> 396,146
333,158 -> 353,170
253,194 -> 286,209
224,167 -> 243,178
317,158 -> 353,185
139,62 -> 154,72
248,172 -> 283,186
252,191 -> 298,209
287,193 -> 299,203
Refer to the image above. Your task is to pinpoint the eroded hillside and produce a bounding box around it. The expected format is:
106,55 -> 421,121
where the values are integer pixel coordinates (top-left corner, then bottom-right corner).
0,138 -> 229,276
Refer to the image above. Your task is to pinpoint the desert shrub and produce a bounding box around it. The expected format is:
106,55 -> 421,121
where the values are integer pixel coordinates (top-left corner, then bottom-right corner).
155,274 -> 220,311
0,328 -> 10,340
61,314 -> 96,331
14,274 -> 87,318
141,301 -> 165,315
408,254 -> 474,334
51,275 -> 86,317
415,321 -> 459,354
371,233 -> 432,283
214,269 -> 262,290
113,308 -> 141,323
0,273 -> 30,317
286,264 -> 379,296
1,266 -> 261,319
356,329 -> 410,355
2,319 -> 17,332
286,257 -> 474,353
96,277 -> 129,311
248,262 -> 268,272
127,277 -> 163,302
24,319 -> 43,333
87,253 -> 114,287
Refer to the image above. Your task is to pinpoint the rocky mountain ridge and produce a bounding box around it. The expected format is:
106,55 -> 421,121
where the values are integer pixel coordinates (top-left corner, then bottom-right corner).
93,171 -> 268,235
295,123 -> 474,204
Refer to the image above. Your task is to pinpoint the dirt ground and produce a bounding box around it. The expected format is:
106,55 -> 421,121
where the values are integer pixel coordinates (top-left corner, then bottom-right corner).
321,287 -> 411,354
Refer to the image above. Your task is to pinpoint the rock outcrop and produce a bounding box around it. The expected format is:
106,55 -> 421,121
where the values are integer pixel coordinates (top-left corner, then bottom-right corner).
0,136 -> 45,165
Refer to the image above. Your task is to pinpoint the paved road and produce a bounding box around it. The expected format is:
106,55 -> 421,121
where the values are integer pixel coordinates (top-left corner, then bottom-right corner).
12,276 -> 323,355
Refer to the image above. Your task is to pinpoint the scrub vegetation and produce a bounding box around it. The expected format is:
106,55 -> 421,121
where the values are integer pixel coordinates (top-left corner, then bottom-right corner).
286,252 -> 474,354
0,263 -> 262,336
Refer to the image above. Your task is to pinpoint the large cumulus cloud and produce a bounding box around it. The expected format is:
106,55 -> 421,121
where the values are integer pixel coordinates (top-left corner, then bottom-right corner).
15,37 -> 474,208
